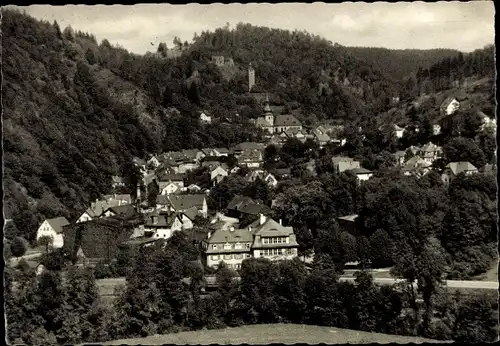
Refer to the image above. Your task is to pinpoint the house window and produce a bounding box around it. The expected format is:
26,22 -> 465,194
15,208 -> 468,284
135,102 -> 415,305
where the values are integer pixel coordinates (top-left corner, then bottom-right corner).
235,263 -> 241,269
246,243 -> 251,249
212,244 -> 218,250
211,255 -> 219,261
235,243 -> 242,249
246,253 -> 251,258
224,243 -> 231,250
224,254 -> 232,260
234,253 -> 243,259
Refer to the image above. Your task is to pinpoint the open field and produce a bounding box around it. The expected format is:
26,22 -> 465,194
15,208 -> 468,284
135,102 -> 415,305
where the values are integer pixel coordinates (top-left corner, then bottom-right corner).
102,324 -> 444,345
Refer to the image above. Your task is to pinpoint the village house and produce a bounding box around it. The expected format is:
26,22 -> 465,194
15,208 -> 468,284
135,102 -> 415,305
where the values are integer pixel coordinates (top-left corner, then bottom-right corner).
201,156 -> 222,170
147,155 -> 161,169
169,194 -> 208,218
349,168 -> 373,182
132,157 -> 147,173
199,111 -> 212,124
238,149 -> 264,168
143,210 -> 185,239
393,151 -> 406,166
231,142 -> 266,157
312,129 -> 331,147
202,214 -> 299,270
249,215 -> 299,262
111,176 -> 125,189
477,110 -> 497,133
244,168 -> 268,183
76,195 -> 132,223
202,148 -> 230,157
441,161 -> 479,184
36,217 -> 70,249
479,163 -> 497,175
419,142 -> 443,164
264,173 -> 278,188
210,165 -> 229,185
433,124 -> 442,136
393,124 -> 405,138
440,96 -> 460,116
226,195 -> 271,220
100,204 -> 141,220
158,173 -> 185,195
332,156 -> 361,173
402,155 -> 432,177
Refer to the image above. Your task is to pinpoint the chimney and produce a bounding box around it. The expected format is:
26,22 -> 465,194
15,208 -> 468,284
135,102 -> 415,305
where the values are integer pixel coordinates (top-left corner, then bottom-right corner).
248,226 -> 252,232
207,231 -> 211,239
259,213 -> 266,225
279,219 -> 282,225
230,227 -> 235,232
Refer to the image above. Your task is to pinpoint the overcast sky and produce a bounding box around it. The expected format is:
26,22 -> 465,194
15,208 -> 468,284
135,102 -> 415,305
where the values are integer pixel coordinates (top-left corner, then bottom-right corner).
13,2 -> 495,54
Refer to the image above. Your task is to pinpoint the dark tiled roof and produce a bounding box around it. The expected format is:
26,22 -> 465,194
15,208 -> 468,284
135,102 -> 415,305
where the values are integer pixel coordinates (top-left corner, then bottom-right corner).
103,204 -> 140,219
169,194 -> 206,211
45,217 -> 70,234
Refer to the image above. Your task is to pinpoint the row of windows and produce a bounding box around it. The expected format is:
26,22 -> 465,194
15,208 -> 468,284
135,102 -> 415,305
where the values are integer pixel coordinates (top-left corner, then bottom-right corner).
211,253 -> 251,261
261,248 -> 295,256
212,243 -> 251,250
262,237 -> 288,244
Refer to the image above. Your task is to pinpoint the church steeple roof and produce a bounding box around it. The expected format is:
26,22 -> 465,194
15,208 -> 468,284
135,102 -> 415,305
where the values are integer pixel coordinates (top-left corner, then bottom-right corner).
263,94 -> 272,114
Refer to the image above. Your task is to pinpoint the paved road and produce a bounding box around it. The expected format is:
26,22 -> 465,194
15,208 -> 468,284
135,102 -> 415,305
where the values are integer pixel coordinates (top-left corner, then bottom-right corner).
339,276 -> 499,290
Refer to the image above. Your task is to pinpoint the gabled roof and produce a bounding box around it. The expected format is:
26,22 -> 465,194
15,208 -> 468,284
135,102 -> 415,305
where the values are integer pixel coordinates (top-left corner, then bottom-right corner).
158,173 -> 184,182
445,161 -> 478,175
103,194 -> 132,203
239,149 -> 263,162
214,148 -> 230,154
252,218 -> 295,238
227,195 -> 255,210
169,194 -> 206,211
44,217 -> 70,234
102,204 -> 140,219
182,206 -> 199,221
144,212 -> 180,228
274,114 -> 302,127
337,214 -> 359,222
156,195 -> 171,206
205,227 -> 254,249
133,157 -> 146,166
239,203 -> 271,216
350,167 -> 372,175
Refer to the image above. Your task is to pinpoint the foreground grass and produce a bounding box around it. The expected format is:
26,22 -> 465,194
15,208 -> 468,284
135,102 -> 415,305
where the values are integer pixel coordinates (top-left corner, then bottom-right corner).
102,324 -> 443,345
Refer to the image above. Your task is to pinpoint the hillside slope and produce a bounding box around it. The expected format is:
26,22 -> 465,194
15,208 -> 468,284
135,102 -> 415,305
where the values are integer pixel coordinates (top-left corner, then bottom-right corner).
101,324 -> 443,345
2,10 -> 260,241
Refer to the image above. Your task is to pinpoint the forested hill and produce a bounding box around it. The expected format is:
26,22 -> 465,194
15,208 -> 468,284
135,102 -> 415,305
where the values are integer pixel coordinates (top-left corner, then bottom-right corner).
2,9 -> 264,239
189,23 -> 399,119
336,45 -> 461,81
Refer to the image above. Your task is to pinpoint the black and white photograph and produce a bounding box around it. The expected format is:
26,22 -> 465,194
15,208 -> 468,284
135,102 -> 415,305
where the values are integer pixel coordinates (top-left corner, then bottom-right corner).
2,1 -> 498,344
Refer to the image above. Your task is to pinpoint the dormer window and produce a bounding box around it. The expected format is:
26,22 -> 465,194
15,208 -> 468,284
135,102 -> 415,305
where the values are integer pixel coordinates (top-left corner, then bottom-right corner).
224,243 -> 231,250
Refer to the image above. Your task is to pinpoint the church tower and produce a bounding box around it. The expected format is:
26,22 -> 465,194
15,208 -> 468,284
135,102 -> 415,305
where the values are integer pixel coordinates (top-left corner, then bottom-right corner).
248,63 -> 255,92
263,94 -> 274,127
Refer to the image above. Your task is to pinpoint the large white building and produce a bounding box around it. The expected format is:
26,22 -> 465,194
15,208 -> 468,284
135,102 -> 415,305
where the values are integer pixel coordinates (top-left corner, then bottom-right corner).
202,214 -> 299,270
